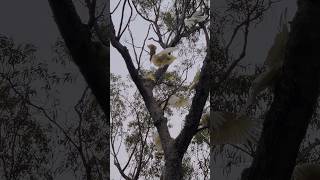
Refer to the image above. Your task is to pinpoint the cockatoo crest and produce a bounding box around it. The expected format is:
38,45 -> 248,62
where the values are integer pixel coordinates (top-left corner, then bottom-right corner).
147,44 -> 178,67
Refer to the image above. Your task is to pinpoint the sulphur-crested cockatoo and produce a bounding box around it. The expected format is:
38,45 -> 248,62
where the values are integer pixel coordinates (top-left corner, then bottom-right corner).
210,111 -> 261,145
167,94 -> 190,108
153,132 -> 164,157
143,71 -> 156,81
184,11 -> 208,28
242,19 -> 289,112
188,69 -> 201,91
147,44 -> 178,67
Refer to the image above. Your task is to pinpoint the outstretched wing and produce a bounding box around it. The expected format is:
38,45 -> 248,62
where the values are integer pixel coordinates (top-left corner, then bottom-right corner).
210,112 -> 261,145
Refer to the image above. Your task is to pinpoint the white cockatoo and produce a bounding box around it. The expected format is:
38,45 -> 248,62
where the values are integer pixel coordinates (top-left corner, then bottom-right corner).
199,112 -> 210,127
210,111 -> 261,145
188,69 -> 201,91
184,11 -> 208,28
147,44 -> 178,67
167,94 -> 190,108
143,71 -> 156,81
243,14 -> 289,112
292,163 -> 320,180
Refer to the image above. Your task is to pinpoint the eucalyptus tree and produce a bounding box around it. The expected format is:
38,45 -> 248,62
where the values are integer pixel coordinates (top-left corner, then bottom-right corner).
110,0 -> 274,179
0,35 -> 52,180
47,0 -> 110,178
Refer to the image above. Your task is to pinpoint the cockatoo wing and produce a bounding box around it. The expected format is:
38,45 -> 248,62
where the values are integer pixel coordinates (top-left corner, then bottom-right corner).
159,47 -> 178,54
189,70 -> 201,90
168,95 -> 179,105
185,13 -> 207,28
153,132 -> 163,153
243,66 -> 281,111
265,23 -> 289,69
210,112 -> 261,145
292,163 -> 320,180
194,15 -> 208,23
199,112 -> 210,127
175,96 -> 189,107
192,11 -> 203,17
143,72 -> 156,81
151,54 -> 176,67
184,19 -> 194,28
167,95 -> 189,108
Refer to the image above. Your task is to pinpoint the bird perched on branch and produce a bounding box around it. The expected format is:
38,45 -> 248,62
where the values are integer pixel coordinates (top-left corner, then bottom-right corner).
147,44 -> 178,67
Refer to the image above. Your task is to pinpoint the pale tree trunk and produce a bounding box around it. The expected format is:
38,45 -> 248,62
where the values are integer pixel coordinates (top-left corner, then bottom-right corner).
242,0 -> 320,179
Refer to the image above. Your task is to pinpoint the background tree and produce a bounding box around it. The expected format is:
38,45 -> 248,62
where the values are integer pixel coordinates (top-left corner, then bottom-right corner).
0,34 -> 108,180
0,35 -> 53,180
47,0 -> 110,178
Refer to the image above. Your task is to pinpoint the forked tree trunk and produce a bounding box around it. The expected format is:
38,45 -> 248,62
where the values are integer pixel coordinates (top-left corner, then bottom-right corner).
243,0 -> 320,179
162,148 -> 184,180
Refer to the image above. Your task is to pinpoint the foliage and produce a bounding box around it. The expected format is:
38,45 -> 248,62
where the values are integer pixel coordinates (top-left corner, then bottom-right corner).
0,34 -> 52,180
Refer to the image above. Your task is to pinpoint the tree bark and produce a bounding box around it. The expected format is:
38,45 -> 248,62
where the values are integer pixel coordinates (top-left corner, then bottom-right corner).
243,0 -> 320,179
47,0 -> 109,178
47,0 -> 109,114
162,144 -> 184,180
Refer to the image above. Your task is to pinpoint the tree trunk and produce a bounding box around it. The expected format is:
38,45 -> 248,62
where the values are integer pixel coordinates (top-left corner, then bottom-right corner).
47,0 -> 109,178
243,0 -> 320,180
162,151 -> 184,180
85,166 -> 92,180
